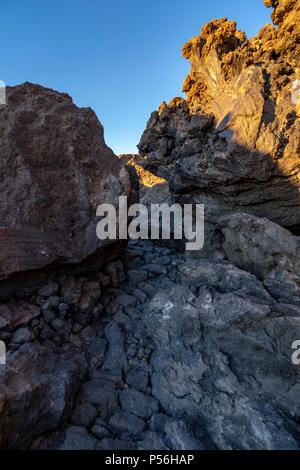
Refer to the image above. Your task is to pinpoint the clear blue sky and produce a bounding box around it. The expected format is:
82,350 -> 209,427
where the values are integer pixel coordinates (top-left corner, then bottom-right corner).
2,0 -> 271,155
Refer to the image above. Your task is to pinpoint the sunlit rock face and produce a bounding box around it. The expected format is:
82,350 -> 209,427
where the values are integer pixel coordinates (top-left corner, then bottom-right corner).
119,154 -> 169,205
138,0 -> 300,233
0,83 -> 137,280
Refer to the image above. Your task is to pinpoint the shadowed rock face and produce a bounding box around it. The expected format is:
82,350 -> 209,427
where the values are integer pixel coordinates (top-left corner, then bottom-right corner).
138,0 -> 300,233
0,82 -> 137,280
118,154 -> 169,206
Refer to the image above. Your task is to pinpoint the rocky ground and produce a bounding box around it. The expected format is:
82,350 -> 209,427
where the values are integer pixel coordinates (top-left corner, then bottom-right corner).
1,239 -> 185,450
1,231 -> 299,450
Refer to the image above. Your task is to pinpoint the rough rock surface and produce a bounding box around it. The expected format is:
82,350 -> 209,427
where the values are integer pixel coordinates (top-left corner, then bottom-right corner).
219,212 -> 300,306
0,344 -> 86,449
0,235 -> 299,450
138,0 -> 300,234
0,82 -> 137,280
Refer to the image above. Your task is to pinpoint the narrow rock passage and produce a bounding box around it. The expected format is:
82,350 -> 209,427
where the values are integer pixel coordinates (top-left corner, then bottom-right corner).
30,235 -> 300,451
32,240 -> 188,450
2,236 -> 299,450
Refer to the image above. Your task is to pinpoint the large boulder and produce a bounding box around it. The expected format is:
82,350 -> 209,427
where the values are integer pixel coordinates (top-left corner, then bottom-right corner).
219,212 -> 300,306
138,1 -> 300,234
0,82 -> 137,280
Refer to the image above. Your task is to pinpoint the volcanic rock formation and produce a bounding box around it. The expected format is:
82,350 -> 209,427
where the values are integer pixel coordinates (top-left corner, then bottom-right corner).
138,0 -> 300,234
0,83 -> 137,280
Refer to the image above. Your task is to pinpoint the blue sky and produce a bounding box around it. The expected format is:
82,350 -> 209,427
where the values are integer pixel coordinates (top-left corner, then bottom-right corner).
2,1 -> 271,155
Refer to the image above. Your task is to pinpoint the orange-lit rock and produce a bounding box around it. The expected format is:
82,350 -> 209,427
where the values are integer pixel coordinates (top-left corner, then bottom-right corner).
138,0 -> 300,233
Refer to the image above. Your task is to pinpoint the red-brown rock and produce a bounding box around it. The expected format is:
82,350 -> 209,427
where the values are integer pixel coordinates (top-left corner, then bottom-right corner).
0,83 -> 137,279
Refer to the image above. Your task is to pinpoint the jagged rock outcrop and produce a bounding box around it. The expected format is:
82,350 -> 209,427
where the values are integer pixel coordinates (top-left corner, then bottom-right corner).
138,0 -> 300,233
0,83 -> 137,280
219,212 -> 300,306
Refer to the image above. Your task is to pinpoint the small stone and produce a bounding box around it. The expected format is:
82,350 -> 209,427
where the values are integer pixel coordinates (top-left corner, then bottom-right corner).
133,289 -> 147,303
0,306 -> 12,329
61,278 -> 82,306
168,272 -> 177,282
35,295 -> 46,306
39,283 -> 59,297
95,369 -> 123,386
91,424 -> 110,440
71,403 -> 98,427
42,339 -> 59,352
140,283 -> 156,297
78,281 -> 101,314
120,389 -> 159,419
39,324 -> 55,340
12,327 -> 34,344
43,309 -> 56,323
50,318 -> 67,333
10,303 -> 41,328
128,269 -> 148,285
105,260 -> 126,287
109,409 -> 146,438
153,255 -> 171,265
92,303 -> 104,319
69,334 -> 82,347
144,264 -> 167,275
58,303 -> 69,313
95,324 -> 105,338
74,313 -> 91,327
72,322 -> 83,333
51,426 -> 101,450
137,347 -> 144,359
87,338 -> 107,367
126,344 -> 137,359
149,413 -> 169,433
126,368 -> 149,393
99,273 -> 110,287
52,335 -> 63,346
113,311 -> 129,327
47,296 -> 60,308
0,331 -> 11,342
115,295 -> 137,307
79,326 -> 96,342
